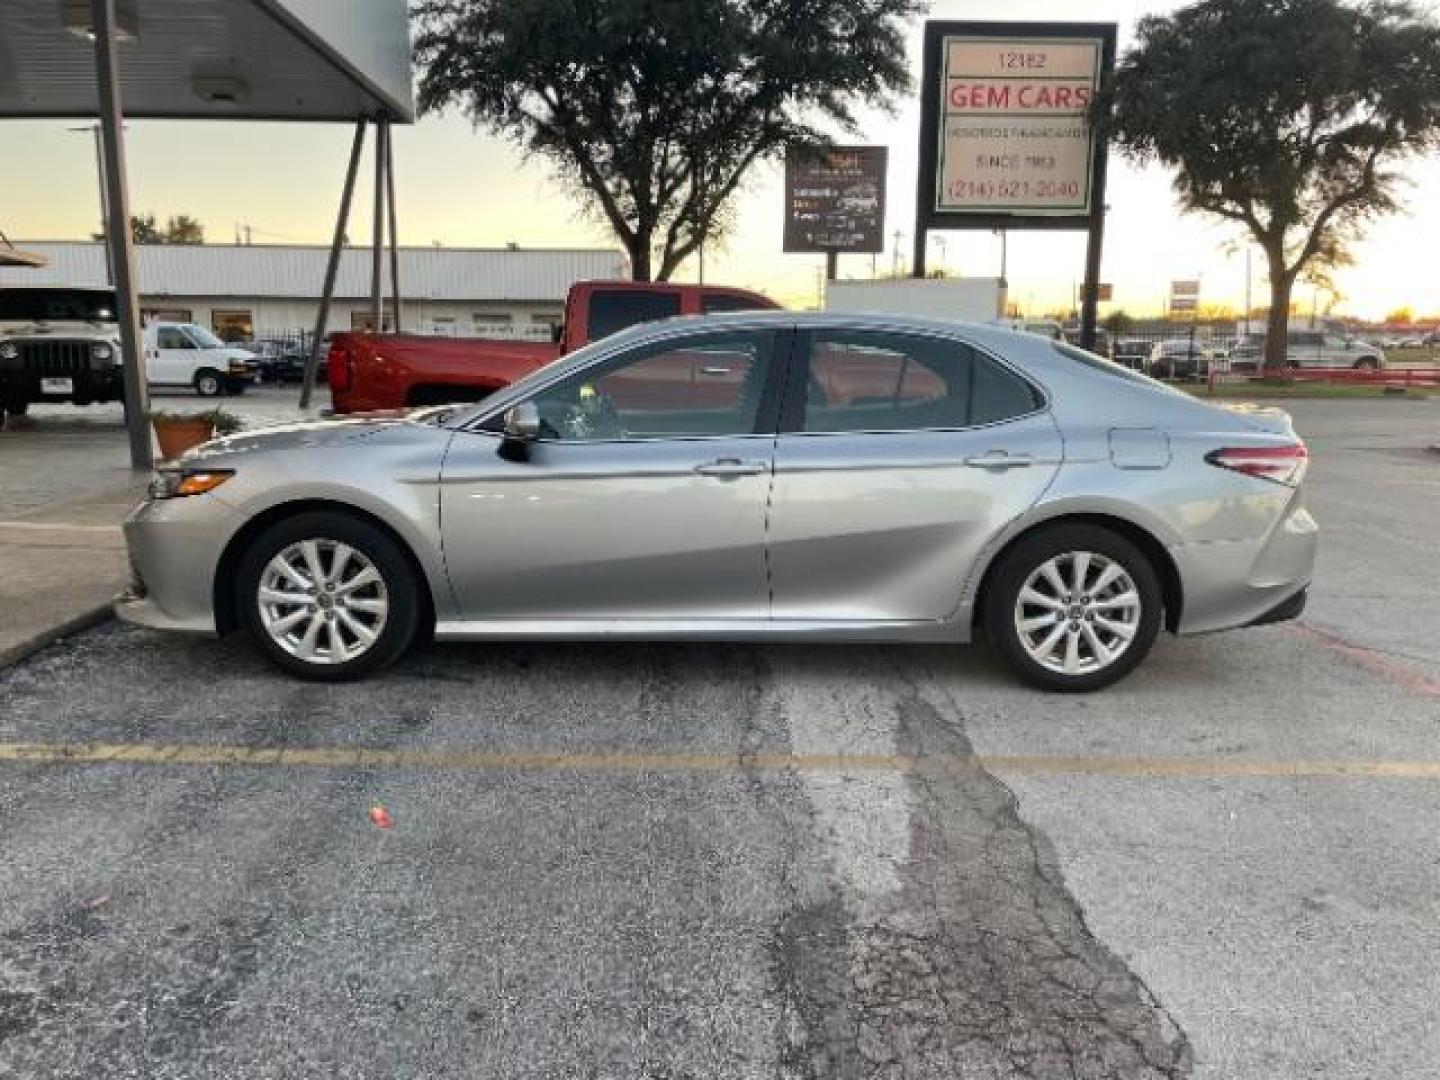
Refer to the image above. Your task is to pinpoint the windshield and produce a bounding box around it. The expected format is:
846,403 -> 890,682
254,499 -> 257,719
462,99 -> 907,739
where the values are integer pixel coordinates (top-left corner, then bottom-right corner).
0,289 -> 117,323
186,325 -> 227,348
443,335 -> 623,428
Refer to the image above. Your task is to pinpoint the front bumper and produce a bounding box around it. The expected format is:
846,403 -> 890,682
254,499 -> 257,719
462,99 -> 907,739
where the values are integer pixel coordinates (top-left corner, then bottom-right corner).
115,492 -> 239,635
0,365 -> 125,404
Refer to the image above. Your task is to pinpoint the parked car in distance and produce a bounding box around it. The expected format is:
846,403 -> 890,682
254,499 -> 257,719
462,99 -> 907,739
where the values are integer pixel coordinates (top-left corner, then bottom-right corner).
1147,338 -> 1210,380
327,280 -> 779,414
0,286 -> 125,417
1060,325 -> 1111,357
991,318 -> 1064,340
142,322 -> 256,396
242,339 -> 322,385
1111,338 -> 1151,371
1227,329 -> 1384,370
119,315 -> 1316,693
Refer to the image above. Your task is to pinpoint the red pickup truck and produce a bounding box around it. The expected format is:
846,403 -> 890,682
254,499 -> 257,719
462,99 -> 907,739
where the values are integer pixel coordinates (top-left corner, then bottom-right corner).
326,279 -> 779,414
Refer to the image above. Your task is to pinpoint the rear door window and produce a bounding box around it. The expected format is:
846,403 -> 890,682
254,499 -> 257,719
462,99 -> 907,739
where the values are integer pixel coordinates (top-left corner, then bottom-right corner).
587,290 -> 682,342
799,330 -> 1040,433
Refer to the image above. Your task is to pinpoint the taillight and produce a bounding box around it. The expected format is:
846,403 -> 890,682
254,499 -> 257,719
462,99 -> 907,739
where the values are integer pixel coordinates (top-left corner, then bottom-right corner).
1205,443 -> 1308,486
327,341 -> 352,393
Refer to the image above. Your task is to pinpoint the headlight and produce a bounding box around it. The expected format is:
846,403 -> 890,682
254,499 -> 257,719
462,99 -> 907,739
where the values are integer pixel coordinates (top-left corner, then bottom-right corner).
92,343 -> 114,360
0,343 -> 17,360
148,469 -> 234,499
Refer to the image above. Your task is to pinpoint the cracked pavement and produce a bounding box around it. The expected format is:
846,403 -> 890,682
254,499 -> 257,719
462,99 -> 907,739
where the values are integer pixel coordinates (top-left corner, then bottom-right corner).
1,398 -> 1437,1078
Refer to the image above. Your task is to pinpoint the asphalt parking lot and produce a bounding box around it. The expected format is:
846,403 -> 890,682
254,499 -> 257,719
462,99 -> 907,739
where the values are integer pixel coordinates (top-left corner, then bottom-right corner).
1,396 -> 1437,1079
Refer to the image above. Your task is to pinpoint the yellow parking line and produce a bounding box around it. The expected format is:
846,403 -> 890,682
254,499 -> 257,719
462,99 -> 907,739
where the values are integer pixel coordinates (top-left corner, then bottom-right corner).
3,740 -> 1440,779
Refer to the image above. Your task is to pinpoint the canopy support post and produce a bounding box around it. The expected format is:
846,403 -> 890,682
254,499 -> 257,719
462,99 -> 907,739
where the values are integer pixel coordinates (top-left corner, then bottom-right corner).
91,0 -> 151,471
300,117 -> 367,410
371,114 -> 386,333
385,115 -> 402,333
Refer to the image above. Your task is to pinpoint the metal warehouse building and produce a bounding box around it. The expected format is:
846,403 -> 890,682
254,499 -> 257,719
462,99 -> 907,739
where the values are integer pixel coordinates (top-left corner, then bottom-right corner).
0,242 -> 625,342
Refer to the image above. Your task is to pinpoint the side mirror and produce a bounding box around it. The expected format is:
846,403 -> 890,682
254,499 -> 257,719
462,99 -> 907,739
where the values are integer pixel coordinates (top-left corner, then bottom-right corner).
498,401 -> 540,461
504,401 -> 541,441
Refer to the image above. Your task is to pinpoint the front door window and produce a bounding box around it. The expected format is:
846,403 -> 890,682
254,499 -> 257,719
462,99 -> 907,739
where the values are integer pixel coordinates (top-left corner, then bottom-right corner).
524,330 -> 778,442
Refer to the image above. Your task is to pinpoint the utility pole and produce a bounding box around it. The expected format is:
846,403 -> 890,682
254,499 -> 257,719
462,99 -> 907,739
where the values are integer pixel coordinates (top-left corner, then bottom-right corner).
814,265 -> 823,310
70,124 -> 113,284
932,236 -> 947,278
891,230 -> 903,278
995,227 -> 1008,285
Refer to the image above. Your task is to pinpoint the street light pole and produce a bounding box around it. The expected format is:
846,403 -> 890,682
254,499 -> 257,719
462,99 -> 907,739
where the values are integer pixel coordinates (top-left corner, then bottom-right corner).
1244,245 -> 1253,332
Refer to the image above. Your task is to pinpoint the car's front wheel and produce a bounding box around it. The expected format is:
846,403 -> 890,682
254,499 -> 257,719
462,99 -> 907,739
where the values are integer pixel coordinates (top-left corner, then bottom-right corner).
984,523 -> 1163,692
237,511 -> 421,680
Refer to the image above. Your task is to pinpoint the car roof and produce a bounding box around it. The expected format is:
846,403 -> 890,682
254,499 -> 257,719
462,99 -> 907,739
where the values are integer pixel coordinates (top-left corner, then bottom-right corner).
618,309 -> 1068,352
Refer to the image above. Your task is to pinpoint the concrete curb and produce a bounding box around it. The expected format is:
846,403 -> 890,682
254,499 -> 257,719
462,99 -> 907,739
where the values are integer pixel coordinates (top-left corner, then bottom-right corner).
0,601 -> 116,671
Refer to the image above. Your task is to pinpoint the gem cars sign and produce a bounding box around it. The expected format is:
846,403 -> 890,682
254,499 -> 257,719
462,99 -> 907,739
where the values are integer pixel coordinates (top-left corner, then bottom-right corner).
916,22 -> 1116,231
783,145 -> 888,254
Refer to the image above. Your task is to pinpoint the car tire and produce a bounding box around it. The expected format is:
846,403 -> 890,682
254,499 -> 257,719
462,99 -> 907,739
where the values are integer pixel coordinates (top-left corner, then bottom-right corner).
1352,358 -> 1379,371
194,369 -> 224,397
983,523 -> 1163,693
4,398 -> 29,417
237,511 -> 422,681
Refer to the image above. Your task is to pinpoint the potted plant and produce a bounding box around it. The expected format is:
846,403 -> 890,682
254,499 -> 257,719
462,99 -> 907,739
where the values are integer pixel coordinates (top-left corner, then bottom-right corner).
148,407 -> 243,460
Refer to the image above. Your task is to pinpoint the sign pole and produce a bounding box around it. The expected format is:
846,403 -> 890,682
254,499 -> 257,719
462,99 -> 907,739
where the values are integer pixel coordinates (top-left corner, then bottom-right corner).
825,251 -> 838,282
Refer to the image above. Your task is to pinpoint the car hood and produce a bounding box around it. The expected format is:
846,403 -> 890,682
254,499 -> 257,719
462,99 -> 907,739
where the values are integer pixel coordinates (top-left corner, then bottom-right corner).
180,415 -> 421,463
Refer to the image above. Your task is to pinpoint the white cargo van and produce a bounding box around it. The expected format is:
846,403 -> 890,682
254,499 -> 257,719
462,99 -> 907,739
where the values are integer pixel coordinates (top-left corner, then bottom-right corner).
143,322 -> 256,397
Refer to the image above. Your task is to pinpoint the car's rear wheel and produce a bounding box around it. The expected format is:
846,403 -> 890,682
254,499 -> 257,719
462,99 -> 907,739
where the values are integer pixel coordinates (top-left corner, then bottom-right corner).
194,369 -> 224,397
1352,357 -> 1379,371
984,523 -> 1162,692
237,511 -> 421,681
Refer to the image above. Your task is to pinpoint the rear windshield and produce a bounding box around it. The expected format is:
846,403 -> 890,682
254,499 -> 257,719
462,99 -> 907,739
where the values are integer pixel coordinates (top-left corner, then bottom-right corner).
587,290 -> 682,341
0,289 -> 117,322
1052,341 -> 1183,394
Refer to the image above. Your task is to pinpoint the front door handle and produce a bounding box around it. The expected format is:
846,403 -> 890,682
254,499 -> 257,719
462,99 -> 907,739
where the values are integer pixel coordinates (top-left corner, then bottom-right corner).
963,450 -> 1034,470
694,457 -> 767,479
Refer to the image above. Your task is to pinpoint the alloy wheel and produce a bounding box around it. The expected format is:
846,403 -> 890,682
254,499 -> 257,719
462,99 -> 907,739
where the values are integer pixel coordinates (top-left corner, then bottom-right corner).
1013,551 -> 1141,675
257,539 -> 389,665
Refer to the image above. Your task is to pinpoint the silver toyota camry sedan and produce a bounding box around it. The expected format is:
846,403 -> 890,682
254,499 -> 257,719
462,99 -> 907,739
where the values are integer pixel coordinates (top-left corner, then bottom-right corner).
117,313 -> 1317,691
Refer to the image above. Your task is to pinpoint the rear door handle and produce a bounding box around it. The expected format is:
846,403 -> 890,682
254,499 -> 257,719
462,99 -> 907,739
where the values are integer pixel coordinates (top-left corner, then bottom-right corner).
695,457 -> 767,478
963,450 -> 1034,470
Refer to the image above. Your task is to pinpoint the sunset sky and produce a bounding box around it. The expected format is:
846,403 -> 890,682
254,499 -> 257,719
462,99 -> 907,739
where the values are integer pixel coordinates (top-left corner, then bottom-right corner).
1,0 -> 1436,320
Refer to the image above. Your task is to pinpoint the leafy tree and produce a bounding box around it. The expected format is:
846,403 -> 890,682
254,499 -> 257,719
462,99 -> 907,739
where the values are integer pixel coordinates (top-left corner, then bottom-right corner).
93,212 -> 205,245
1103,309 -> 1134,335
1385,306 -> 1414,324
1102,0 -> 1440,367
413,0 -> 921,281
163,215 -> 205,244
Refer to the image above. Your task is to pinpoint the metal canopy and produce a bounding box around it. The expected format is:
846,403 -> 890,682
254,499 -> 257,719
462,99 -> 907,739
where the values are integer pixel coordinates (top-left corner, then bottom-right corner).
0,0 -> 413,121
2,0 -> 413,469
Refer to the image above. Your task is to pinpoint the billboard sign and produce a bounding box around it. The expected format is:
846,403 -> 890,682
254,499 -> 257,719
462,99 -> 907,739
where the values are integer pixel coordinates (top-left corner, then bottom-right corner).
1170,279 -> 1200,313
916,22 -> 1116,231
783,146 -> 888,254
